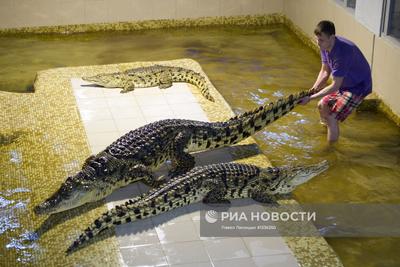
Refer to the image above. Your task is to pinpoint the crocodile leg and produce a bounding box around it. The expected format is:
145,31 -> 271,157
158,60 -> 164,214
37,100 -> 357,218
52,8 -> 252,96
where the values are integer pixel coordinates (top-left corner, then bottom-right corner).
121,81 -> 135,93
168,131 -> 195,177
158,72 -> 173,89
126,164 -> 164,187
159,81 -> 173,89
202,179 -> 231,204
249,187 -> 278,205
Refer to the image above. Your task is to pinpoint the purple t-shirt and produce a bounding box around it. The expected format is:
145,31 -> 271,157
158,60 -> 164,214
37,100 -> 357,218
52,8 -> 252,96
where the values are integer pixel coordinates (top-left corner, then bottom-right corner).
321,36 -> 372,96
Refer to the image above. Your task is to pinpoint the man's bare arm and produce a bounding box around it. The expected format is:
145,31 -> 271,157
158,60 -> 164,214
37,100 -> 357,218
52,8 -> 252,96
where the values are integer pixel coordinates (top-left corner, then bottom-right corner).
300,76 -> 343,105
310,76 -> 343,100
312,63 -> 331,91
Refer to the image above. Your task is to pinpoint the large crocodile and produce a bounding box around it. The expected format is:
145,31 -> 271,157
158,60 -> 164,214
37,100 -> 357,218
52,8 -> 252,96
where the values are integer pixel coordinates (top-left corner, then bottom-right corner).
66,160 -> 329,253
34,89 -> 314,215
82,65 -> 215,101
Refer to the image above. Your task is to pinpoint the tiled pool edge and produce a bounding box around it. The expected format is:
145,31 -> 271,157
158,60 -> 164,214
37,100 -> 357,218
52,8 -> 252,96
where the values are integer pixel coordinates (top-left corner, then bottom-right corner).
0,14 -> 285,35
30,58 -> 342,266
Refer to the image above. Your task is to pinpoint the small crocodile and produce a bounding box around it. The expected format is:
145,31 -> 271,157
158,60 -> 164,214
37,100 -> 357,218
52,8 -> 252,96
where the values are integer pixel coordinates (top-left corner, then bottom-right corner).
82,65 -> 215,101
34,89 -> 314,215
66,160 -> 328,253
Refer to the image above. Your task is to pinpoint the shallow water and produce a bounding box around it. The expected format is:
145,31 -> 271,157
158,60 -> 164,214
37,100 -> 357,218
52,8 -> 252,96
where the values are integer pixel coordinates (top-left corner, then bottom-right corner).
1,25 -> 399,266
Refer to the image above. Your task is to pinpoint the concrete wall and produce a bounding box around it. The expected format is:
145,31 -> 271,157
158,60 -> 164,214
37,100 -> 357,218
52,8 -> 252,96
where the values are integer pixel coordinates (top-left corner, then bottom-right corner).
0,0 -> 283,29
283,0 -> 375,65
373,37 -> 400,116
355,0 -> 384,35
284,0 -> 400,117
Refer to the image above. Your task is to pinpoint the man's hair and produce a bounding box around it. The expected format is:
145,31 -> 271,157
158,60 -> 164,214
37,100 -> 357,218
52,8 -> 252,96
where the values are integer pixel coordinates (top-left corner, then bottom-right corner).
314,20 -> 336,36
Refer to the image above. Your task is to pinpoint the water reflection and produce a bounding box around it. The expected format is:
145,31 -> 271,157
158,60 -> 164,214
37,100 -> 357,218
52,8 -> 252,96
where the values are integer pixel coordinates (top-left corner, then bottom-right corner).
272,90 -> 284,97
0,196 -> 28,235
248,92 -> 269,105
6,231 -> 39,264
2,188 -> 30,196
245,85 -> 400,208
0,187 -> 36,264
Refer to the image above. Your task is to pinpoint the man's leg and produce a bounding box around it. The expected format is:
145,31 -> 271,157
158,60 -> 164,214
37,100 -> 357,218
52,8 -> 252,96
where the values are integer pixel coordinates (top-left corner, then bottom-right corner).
319,100 -> 339,142
326,113 -> 339,142
318,99 -> 329,126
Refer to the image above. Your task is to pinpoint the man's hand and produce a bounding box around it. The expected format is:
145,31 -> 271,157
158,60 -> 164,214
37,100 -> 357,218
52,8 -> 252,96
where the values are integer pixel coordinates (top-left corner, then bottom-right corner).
299,96 -> 311,105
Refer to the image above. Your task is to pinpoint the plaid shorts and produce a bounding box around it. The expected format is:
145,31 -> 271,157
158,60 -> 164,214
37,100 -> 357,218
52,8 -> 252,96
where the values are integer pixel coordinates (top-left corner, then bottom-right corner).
321,91 -> 365,122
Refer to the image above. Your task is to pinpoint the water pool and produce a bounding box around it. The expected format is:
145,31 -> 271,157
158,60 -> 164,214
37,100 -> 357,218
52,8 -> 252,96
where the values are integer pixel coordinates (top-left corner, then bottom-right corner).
1,24 -> 399,266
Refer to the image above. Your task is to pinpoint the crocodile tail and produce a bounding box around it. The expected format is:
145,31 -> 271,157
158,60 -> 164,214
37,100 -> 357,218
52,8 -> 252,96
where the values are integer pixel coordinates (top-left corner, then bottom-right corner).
66,191 -> 192,254
224,89 -> 313,143
66,200 -> 149,254
171,69 -> 215,102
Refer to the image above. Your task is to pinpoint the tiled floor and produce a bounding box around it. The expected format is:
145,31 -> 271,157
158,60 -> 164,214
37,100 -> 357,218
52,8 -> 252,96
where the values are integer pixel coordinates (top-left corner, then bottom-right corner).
71,78 -> 298,267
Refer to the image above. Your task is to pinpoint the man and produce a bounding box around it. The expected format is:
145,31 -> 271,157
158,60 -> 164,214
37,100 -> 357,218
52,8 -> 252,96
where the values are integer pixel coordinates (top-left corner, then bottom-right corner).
300,20 -> 372,142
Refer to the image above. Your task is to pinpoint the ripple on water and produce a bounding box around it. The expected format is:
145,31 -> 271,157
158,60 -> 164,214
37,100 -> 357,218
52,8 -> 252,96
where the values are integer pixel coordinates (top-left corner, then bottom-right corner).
291,112 -> 309,125
262,131 -> 299,145
0,196 -> 14,208
294,119 -> 308,125
6,234 -> 37,250
0,188 -> 37,264
0,198 -> 28,235
2,188 -> 30,197
6,231 -> 39,264
249,92 -> 269,105
0,214 -> 20,235
272,90 -> 284,97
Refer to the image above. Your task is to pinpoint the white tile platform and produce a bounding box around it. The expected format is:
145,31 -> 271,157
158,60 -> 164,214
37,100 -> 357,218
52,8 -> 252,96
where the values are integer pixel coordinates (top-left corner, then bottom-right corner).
71,78 -> 298,267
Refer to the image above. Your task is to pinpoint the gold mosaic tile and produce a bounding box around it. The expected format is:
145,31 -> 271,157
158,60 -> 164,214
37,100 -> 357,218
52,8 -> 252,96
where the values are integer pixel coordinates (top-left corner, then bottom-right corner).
0,14 -> 285,35
363,93 -> 400,127
0,71 -> 122,266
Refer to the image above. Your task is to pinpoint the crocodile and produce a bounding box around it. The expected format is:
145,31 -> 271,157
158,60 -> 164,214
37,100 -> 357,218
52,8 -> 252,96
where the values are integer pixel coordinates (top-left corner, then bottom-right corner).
82,65 -> 215,102
66,160 -> 329,253
34,89 -> 315,215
